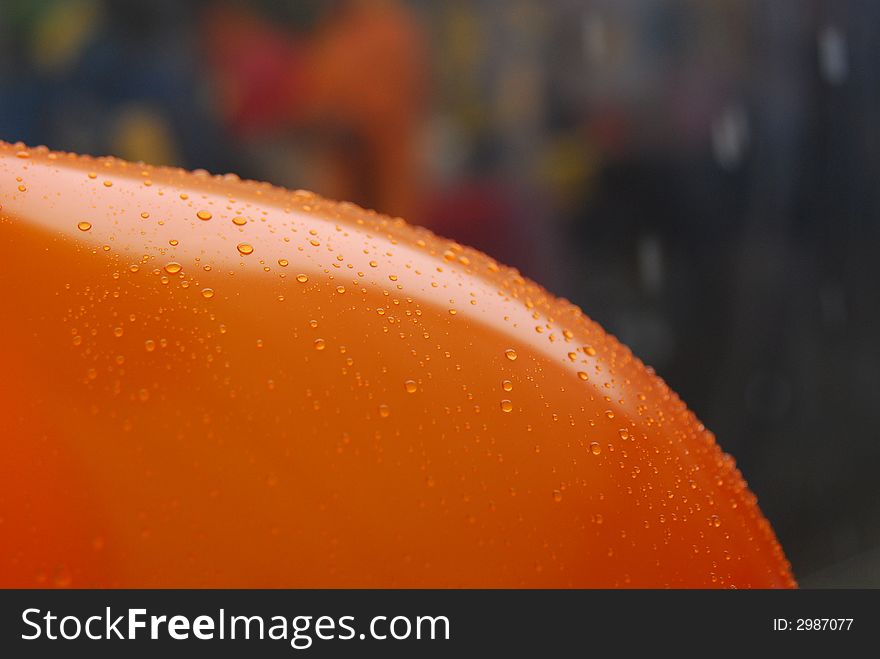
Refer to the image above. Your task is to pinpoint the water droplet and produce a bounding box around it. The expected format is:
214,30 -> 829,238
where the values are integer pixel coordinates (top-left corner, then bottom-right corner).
500,399 -> 513,413
618,428 -> 630,441
201,288 -> 215,299
605,410 -> 615,419
710,515 -> 722,528
77,221 -> 92,232
589,441 -> 602,455
169,239 -> 179,246
553,490 -> 563,503
378,404 -> 391,418
256,339 -> 264,348
404,379 -> 418,394
296,274 -> 309,283
585,345 -> 597,356
314,338 -> 326,351
336,285 -> 346,294
232,216 -> 247,226
113,327 -> 124,338
502,379 -> 513,392
71,335 -> 82,346
278,259 -> 289,267
138,388 -> 150,402
577,371 -> 588,381
144,339 -> 156,352
103,180 -> 113,187
17,185 -> 26,192
504,348 -> 518,361
164,262 -> 182,274
236,243 -> 254,255
197,210 -> 212,221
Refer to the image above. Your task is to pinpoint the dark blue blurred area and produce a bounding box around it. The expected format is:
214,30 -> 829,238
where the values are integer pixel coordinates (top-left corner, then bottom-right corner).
2,0 -> 879,586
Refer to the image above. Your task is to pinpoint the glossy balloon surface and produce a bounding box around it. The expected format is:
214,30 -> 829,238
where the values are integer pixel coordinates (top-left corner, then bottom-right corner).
0,142 -> 794,587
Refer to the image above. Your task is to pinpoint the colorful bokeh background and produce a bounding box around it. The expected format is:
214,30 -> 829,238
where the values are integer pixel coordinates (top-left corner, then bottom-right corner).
1,0 -> 878,587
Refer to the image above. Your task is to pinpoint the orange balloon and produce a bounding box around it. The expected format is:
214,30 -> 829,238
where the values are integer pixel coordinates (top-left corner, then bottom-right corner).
0,142 -> 794,588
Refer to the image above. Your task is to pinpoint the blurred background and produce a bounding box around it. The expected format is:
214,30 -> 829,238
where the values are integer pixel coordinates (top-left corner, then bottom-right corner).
2,0 -> 878,587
